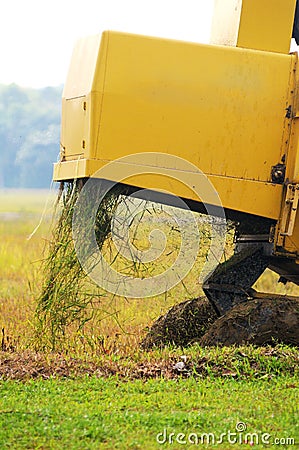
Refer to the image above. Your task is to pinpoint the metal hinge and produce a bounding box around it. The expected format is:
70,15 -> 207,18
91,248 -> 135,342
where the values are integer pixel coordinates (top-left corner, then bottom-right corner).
277,184 -> 299,244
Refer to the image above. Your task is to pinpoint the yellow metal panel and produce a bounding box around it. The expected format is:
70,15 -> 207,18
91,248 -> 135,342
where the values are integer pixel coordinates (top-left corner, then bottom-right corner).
62,96 -> 87,158
62,34 -> 103,99
95,32 -> 294,181
210,0 -> 243,47
53,157 -> 283,219
54,31 -> 296,223
288,59 -> 299,183
61,34 -> 108,160
287,116 -> 299,182
211,0 -> 297,54
238,0 -> 296,54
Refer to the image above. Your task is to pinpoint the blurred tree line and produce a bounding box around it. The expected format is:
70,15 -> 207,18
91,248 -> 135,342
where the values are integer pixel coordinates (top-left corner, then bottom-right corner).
0,83 -> 62,188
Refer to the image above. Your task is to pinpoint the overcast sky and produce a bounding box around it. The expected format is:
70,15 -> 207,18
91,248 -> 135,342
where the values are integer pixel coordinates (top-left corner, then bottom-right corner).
1,0 -> 214,88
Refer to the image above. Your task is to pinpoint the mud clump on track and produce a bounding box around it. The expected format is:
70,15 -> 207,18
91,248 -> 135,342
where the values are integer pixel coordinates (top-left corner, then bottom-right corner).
201,297 -> 299,346
142,296 -> 299,348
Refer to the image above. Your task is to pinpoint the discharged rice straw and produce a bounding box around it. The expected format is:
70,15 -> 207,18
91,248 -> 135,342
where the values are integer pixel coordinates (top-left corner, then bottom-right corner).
35,179 -> 122,350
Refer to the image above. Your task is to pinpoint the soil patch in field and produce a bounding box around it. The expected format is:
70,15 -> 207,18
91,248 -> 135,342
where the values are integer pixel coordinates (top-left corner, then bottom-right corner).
0,346 -> 298,381
0,352 -> 115,380
142,296 -> 299,348
0,351 -> 187,381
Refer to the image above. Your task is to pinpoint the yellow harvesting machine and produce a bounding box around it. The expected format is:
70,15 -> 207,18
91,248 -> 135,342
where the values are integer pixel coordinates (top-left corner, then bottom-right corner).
54,0 -> 299,316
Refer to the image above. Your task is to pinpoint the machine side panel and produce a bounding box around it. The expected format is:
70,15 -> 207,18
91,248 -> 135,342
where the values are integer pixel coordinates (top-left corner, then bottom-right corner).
54,31 -> 296,221
60,34 -> 108,161
211,0 -> 297,54
238,0 -> 296,54
96,32 -> 293,183
53,157 -> 283,219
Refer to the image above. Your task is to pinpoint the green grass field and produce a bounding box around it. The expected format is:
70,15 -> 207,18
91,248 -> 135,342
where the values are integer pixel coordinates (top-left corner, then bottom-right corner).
0,189 -> 298,449
0,376 -> 298,449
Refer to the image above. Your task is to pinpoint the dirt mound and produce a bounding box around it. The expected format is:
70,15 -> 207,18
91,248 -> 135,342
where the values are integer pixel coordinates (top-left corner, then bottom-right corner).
200,297 -> 299,346
141,296 -> 299,348
141,297 -> 217,349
